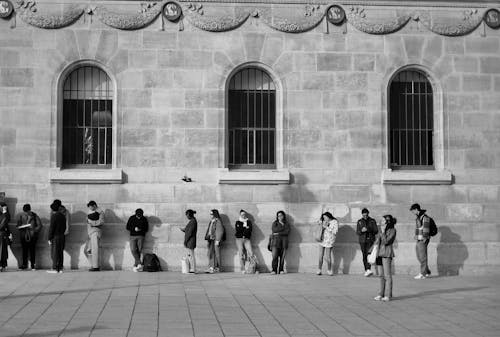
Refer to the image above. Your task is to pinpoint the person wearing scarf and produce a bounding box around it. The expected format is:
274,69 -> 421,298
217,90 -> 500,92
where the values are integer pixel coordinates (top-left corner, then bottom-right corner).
235,209 -> 253,273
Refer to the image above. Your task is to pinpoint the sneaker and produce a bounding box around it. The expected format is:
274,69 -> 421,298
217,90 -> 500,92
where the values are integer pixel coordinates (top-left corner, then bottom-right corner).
374,295 -> 382,301
382,296 -> 391,302
47,270 -> 58,274
414,273 -> 426,280
279,271 -> 286,274
214,267 -> 220,273
89,268 -> 100,272
425,271 -> 431,277
132,266 -> 138,272
365,270 -> 373,277
188,270 -> 196,274
241,270 -> 246,274
270,271 -> 276,275
316,269 -> 322,275
58,270 -> 63,274
205,267 -> 214,274
327,270 -> 333,276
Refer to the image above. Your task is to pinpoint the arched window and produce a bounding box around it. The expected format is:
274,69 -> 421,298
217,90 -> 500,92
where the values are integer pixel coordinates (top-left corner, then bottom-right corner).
389,69 -> 433,169
62,66 -> 113,167
228,67 -> 276,169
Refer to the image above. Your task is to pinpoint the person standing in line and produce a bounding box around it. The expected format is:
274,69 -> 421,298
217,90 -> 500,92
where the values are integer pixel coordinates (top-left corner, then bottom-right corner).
317,212 -> 338,276
47,202 -> 66,273
53,199 -> 71,237
356,208 -> 378,277
374,214 -> 397,302
126,208 -> 149,272
180,209 -> 197,273
16,204 -> 42,270
0,202 -> 12,272
410,203 -> 432,279
205,209 -> 225,273
87,201 -> 104,272
270,210 -> 290,275
235,209 -> 253,273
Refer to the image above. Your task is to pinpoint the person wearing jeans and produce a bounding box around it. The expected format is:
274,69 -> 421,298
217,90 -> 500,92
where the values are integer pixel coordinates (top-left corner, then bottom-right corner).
86,201 -> 104,272
270,211 -> 290,275
356,208 -> 378,277
410,203 -> 432,279
205,209 -> 225,273
374,215 -> 397,302
126,208 -> 149,272
180,209 -> 197,273
317,212 -> 338,276
235,209 -> 253,273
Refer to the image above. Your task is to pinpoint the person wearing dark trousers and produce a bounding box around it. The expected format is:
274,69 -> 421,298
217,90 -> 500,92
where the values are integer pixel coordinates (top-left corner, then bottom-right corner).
0,202 -> 12,272
16,204 -> 43,270
205,209 -> 225,273
356,208 -> 378,277
235,209 -> 253,273
374,215 -> 397,302
270,210 -> 290,275
180,209 -> 197,273
126,208 -> 149,272
48,202 -> 66,273
410,203 -> 432,279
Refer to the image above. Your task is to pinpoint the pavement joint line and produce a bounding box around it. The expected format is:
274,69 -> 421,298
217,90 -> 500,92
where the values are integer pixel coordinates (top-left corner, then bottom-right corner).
88,284 -> 113,337
125,279 -> 140,337
204,280 -> 227,337
56,288 -> 93,337
226,278 -> 264,337
279,294 -> 329,337
20,291 -> 65,337
250,291 -> 292,337
183,279 -> 197,337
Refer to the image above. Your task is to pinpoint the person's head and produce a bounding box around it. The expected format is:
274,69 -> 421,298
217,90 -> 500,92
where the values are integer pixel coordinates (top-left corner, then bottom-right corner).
361,208 -> 369,219
239,209 -> 247,220
22,204 -> 31,213
409,203 -> 421,216
321,212 -> 334,222
185,209 -> 196,219
381,214 -> 397,230
210,209 -> 220,220
135,208 -> 144,218
87,200 -> 97,211
50,202 -> 59,212
0,202 -> 8,214
276,210 -> 286,223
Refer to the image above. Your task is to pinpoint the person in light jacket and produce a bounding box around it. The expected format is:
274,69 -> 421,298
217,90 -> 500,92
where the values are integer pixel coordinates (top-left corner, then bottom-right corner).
0,202 -> 12,272
235,209 -> 253,273
16,204 -> 43,270
180,209 -> 197,273
270,210 -> 290,275
86,200 -> 104,271
205,209 -> 225,273
373,214 -> 397,302
316,212 -> 338,276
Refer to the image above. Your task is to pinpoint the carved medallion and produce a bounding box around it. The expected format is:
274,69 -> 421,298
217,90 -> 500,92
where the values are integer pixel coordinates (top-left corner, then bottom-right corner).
326,5 -> 345,25
484,8 -> 500,29
163,1 -> 182,22
0,0 -> 13,19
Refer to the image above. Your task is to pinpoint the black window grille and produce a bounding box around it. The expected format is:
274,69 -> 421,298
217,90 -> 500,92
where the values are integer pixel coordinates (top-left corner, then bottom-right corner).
389,69 -> 433,169
62,66 -> 113,167
228,67 -> 276,169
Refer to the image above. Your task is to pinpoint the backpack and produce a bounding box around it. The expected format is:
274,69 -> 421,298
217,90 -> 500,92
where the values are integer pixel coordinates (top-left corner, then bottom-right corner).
244,255 -> 258,274
142,253 -> 162,272
428,217 -> 438,237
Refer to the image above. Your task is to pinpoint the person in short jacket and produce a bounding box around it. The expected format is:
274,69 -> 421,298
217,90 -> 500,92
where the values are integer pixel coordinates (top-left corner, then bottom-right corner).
180,209 -> 197,273
86,200 -> 104,272
410,203 -> 432,279
270,210 -> 290,275
16,204 -> 43,270
235,209 -> 253,273
126,208 -> 149,272
317,212 -> 338,276
373,214 -> 397,302
0,202 -> 12,272
205,209 -> 225,273
356,208 -> 378,277
48,202 -> 67,273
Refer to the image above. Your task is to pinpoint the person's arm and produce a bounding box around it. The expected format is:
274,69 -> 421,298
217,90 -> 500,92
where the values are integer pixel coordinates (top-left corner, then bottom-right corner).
356,220 -> 362,236
143,217 -> 149,234
48,214 -> 55,241
331,219 -> 339,235
126,216 -> 133,232
371,219 -> 378,235
422,216 -> 430,237
17,215 -> 23,228
247,220 -> 253,237
98,209 -> 105,226
380,228 -> 396,246
184,219 -> 195,238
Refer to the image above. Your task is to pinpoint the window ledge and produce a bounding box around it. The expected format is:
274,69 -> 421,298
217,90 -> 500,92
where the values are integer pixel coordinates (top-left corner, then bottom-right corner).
218,169 -> 290,185
50,168 -> 123,184
382,169 -> 452,185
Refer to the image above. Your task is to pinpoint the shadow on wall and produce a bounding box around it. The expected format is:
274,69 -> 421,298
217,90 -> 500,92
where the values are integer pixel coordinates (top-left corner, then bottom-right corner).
332,225 -> 357,274
144,215 -> 164,269
437,226 -> 469,276
283,213 -> 303,273
65,210 -> 86,269
246,211 -> 269,273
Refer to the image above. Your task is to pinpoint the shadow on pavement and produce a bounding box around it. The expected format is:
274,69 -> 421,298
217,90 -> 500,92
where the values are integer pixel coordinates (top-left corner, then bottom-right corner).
394,286 -> 488,300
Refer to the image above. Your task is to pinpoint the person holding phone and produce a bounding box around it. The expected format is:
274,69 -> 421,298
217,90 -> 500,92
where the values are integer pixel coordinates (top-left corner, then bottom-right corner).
373,214 -> 397,302
317,212 -> 338,276
235,209 -> 253,273
180,209 -> 197,273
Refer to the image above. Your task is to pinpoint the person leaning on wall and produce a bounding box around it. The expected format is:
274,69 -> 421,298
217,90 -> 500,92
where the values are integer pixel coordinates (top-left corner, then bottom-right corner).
270,210 -> 290,275
0,202 -> 12,272
235,209 -> 254,274
47,201 -> 66,274
356,208 -> 378,277
205,209 -> 225,273
126,208 -> 149,272
180,209 -> 197,273
86,201 -> 104,272
373,214 -> 397,302
16,204 -> 42,270
316,212 -> 338,276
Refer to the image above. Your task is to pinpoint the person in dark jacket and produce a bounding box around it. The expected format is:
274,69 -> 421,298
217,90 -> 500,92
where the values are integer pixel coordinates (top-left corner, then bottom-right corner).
356,208 -> 378,277
270,210 -> 290,275
47,202 -> 67,273
373,214 -> 397,302
235,209 -> 253,273
410,203 -> 432,279
126,208 -> 149,272
16,204 -> 43,270
180,209 -> 197,273
205,209 -> 225,273
0,202 -> 12,272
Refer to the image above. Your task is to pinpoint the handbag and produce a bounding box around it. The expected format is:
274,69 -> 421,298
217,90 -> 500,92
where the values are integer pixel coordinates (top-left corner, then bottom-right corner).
368,244 -> 378,264
314,224 -> 325,242
181,257 -> 190,274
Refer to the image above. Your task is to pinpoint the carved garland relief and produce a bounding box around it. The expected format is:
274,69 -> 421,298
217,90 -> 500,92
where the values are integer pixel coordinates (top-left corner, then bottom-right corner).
4,1 -> 496,37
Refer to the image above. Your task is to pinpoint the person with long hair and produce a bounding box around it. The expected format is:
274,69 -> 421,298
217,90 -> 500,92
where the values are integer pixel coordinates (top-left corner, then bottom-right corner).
270,210 -> 290,274
205,209 -> 225,273
374,214 -> 397,302
0,202 -> 11,272
180,209 -> 197,273
235,209 -> 253,273
317,212 -> 338,276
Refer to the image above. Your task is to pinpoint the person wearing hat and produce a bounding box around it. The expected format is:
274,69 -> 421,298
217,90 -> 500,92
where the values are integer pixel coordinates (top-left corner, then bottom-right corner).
356,208 -> 378,276
410,203 -> 432,279
16,204 -> 43,270
86,200 -> 104,271
126,208 -> 149,272
47,201 -> 66,273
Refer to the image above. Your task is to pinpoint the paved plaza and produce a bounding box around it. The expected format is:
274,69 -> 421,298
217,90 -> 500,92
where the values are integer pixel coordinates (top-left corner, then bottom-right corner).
0,270 -> 499,337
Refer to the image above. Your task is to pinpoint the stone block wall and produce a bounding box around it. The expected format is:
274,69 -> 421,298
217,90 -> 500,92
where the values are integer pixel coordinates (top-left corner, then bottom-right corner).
0,1 -> 499,274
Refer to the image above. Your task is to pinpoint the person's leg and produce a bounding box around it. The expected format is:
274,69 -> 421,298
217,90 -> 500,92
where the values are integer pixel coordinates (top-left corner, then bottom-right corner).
423,239 -> 430,275
415,241 -> 423,274
207,240 -> 215,269
318,245 -> 325,271
378,261 -> 385,297
51,238 -> 57,270
137,236 -> 144,266
360,242 -> 368,271
29,236 -> 38,269
90,232 -> 100,269
188,248 -> 196,272
383,258 -> 393,298
235,238 -> 245,271
278,247 -> 285,273
20,235 -> 28,268
324,247 -> 332,272
243,239 -> 253,257
58,236 -> 65,271
271,246 -> 279,273
129,237 -> 139,267
214,243 -> 221,270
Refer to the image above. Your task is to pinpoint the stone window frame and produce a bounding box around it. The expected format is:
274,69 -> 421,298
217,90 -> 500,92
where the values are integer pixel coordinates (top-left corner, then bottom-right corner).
382,64 -> 452,185
49,60 -> 122,184
218,62 -> 289,184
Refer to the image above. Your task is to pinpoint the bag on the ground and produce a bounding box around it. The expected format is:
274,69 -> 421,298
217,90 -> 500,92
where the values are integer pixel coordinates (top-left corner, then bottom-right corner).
314,224 -> 324,242
244,255 -> 258,274
429,217 -> 438,237
143,253 -> 162,272
368,245 -> 378,264
181,256 -> 190,274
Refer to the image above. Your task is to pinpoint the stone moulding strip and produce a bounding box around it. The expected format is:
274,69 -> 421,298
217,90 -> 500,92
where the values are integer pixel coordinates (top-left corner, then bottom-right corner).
259,4 -> 325,33
418,8 -> 484,36
184,6 -> 251,32
49,168 -> 124,184
382,169 -> 453,185
15,2 -> 85,29
96,2 -> 163,30
346,6 -> 411,34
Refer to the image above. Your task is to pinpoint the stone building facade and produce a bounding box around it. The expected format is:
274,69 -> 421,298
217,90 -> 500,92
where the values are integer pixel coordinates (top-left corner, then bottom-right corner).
0,0 -> 499,274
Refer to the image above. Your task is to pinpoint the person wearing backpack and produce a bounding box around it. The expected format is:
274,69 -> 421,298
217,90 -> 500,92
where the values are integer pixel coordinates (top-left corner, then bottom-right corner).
205,209 -> 225,273
16,204 -> 43,270
410,203 -> 433,279
126,208 -> 149,272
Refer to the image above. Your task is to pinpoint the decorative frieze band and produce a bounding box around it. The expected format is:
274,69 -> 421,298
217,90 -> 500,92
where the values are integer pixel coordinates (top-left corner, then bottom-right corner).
2,0 -> 498,36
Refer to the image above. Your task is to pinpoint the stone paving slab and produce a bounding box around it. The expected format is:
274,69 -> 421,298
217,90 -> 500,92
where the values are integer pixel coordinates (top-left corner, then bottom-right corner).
0,271 -> 499,337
